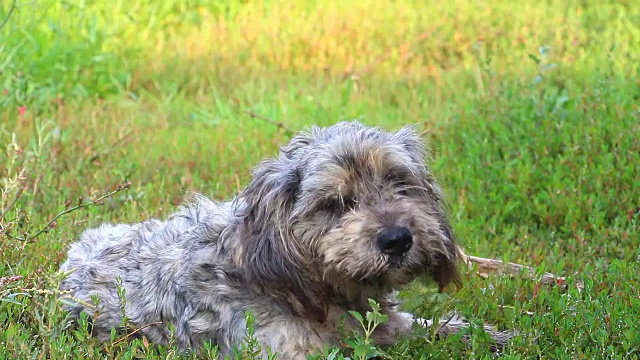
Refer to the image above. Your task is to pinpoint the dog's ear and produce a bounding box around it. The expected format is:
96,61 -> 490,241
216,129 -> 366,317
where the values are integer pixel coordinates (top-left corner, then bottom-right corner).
237,154 -> 329,321
238,154 -> 301,283
280,131 -> 313,159
240,155 -> 301,229
237,154 -> 299,270
393,125 -> 460,289
236,131 -> 310,277
392,125 -> 431,164
432,222 -> 462,291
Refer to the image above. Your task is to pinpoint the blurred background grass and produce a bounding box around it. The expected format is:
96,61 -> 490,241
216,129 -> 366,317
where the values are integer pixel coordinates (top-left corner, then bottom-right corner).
1,0 -> 639,358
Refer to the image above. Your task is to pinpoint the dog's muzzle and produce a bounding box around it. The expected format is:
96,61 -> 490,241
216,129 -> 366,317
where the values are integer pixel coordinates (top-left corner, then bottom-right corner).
377,226 -> 413,257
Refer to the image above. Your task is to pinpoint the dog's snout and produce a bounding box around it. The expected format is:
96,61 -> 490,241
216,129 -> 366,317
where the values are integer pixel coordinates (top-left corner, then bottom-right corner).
377,226 -> 413,256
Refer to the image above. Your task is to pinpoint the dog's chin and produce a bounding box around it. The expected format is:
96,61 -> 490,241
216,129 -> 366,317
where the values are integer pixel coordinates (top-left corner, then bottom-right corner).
366,259 -> 423,287
321,251 -> 427,286
364,271 -> 412,290
386,254 -> 408,268
381,256 -> 434,284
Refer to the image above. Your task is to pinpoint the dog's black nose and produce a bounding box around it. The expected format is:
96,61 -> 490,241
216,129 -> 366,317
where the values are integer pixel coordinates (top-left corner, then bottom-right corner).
377,226 -> 413,257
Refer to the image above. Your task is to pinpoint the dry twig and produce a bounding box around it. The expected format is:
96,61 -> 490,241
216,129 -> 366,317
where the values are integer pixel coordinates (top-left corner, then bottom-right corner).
0,186 -> 24,222
245,110 -> 294,136
102,321 -> 163,352
0,0 -> 16,32
4,181 -> 131,243
456,245 -> 564,287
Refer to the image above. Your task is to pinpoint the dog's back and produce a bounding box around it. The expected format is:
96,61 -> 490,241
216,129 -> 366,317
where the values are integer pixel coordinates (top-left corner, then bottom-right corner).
59,196 -> 245,351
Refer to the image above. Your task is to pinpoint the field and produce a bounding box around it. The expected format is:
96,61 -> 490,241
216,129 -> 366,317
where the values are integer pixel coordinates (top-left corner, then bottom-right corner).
1,0 -> 639,358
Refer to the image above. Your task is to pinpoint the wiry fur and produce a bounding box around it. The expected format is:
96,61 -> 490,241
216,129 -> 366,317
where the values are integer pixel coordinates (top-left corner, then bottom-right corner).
59,121 -> 509,358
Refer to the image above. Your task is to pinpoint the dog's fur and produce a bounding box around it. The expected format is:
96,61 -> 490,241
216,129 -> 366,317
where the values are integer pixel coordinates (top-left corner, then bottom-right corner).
59,121 -> 505,358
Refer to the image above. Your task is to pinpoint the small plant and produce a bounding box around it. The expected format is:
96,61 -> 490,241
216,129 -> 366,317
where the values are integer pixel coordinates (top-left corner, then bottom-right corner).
308,299 -> 391,360
230,311 -> 278,359
240,311 -> 263,358
529,45 -> 557,87
343,299 -> 389,360
115,276 -> 131,332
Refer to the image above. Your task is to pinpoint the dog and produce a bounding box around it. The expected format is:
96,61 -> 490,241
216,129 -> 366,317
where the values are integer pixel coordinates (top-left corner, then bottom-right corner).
59,121 -> 510,358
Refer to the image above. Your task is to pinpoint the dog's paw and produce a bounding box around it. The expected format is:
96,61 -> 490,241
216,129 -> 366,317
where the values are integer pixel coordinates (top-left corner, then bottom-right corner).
413,313 -> 517,353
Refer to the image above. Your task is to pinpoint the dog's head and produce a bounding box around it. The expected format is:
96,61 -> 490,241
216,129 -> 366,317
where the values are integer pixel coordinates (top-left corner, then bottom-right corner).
236,121 -> 460,319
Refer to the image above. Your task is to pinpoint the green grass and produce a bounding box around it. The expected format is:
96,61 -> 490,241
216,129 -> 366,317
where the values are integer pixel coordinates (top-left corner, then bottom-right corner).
1,0 -> 639,358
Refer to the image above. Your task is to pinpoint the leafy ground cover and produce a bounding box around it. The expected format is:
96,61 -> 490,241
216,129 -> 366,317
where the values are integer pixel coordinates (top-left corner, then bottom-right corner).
1,1 -> 639,358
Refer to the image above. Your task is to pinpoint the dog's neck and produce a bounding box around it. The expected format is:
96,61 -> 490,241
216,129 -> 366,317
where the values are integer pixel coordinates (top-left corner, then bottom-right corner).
246,266 -> 390,324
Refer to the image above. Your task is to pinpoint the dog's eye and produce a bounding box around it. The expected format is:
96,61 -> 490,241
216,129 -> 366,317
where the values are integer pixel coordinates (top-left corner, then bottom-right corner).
386,172 -> 411,193
399,185 -> 413,196
321,198 -> 342,213
320,196 -> 357,213
394,180 -> 411,196
342,196 -> 357,210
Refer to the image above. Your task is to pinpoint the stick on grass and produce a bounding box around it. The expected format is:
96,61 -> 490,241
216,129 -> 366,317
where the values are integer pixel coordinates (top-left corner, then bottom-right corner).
4,181 -> 131,243
245,110 -> 294,136
456,245 -> 564,287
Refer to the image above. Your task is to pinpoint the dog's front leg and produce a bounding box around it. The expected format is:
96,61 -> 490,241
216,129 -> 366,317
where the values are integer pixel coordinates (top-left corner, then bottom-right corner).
410,312 -> 515,352
369,310 -> 416,346
251,317 -> 335,360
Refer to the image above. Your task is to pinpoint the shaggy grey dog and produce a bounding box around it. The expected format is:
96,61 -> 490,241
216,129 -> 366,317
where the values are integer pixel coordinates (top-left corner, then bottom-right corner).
59,121 -> 508,358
